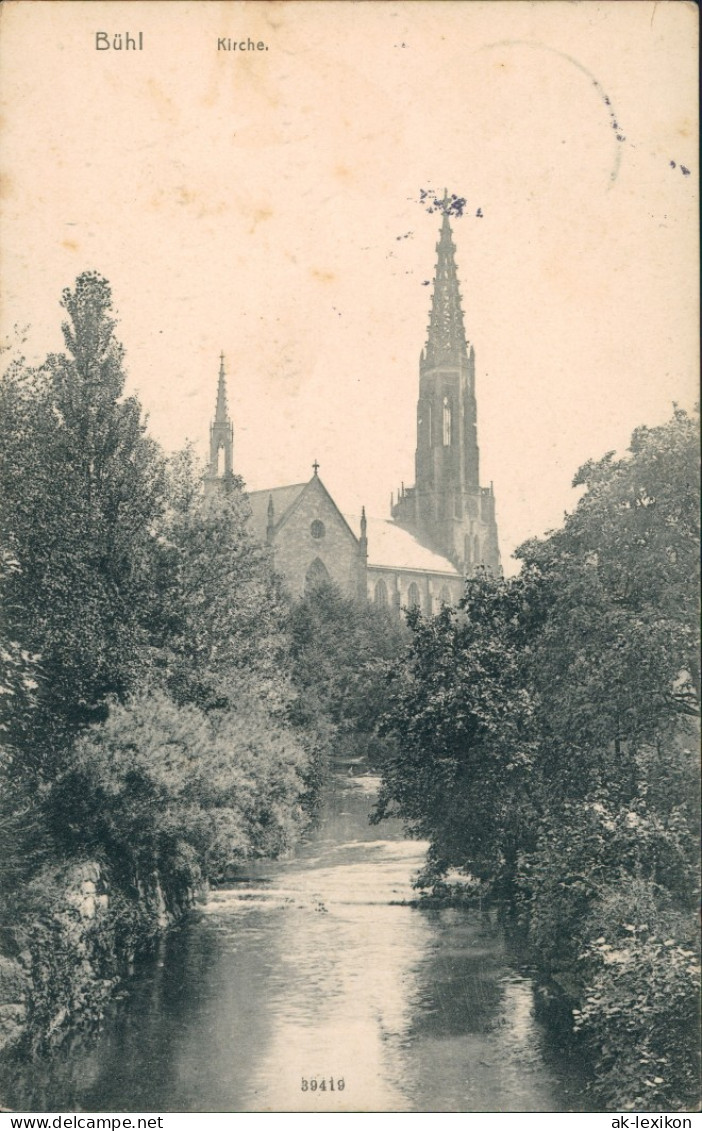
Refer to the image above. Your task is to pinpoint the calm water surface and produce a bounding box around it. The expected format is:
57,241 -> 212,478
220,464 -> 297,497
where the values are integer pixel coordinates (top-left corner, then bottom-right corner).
1,772 -> 587,1112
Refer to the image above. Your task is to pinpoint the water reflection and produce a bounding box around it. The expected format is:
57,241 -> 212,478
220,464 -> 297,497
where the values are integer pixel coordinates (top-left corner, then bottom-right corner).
0,773 -> 586,1113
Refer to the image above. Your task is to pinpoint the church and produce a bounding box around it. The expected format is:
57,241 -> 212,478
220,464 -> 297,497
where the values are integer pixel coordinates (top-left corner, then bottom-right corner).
204,209 -> 500,613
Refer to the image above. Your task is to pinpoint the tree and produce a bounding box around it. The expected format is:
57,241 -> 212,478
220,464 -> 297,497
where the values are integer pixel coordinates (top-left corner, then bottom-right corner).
517,406 -> 700,800
374,573 -> 537,891
0,273 -> 165,778
150,446 -> 294,716
287,579 -> 409,761
372,408 -> 700,1107
47,689 -> 310,902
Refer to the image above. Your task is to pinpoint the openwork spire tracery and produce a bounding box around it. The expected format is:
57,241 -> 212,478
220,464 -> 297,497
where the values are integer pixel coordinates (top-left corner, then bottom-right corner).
424,212 -> 469,367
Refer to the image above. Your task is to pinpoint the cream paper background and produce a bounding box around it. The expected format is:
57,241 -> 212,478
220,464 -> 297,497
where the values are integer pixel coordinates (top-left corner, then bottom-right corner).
0,0 -> 698,572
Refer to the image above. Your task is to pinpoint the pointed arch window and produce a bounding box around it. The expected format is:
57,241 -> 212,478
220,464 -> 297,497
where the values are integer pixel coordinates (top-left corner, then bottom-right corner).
305,557 -> 330,593
407,582 -> 421,609
216,444 -> 225,476
442,396 -> 452,446
374,579 -> 388,607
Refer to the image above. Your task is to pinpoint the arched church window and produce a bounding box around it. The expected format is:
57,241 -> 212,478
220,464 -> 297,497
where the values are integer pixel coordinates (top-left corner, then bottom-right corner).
216,444 -> 225,476
465,534 -> 472,564
439,586 -> 451,606
407,582 -> 421,609
305,557 -> 330,593
442,397 -> 452,446
427,402 -> 433,445
473,534 -> 480,563
374,579 -> 388,607
310,520 -> 325,540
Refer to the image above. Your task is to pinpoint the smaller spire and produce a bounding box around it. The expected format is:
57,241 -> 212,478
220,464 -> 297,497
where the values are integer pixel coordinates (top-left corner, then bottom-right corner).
206,352 -> 234,489
215,352 -> 228,423
359,505 -> 368,570
266,494 -> 275,543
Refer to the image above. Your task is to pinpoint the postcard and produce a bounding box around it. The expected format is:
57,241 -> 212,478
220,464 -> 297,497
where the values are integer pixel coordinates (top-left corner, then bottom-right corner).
0,0 -> 698,1119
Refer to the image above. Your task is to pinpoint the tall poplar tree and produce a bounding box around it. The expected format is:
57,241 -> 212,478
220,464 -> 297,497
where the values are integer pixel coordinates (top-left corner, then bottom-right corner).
0,272 -> 165,779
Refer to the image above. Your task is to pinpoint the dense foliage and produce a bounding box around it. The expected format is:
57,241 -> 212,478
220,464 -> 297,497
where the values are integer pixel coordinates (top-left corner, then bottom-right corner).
0,274 -> 317,1041
375,408 -> 700,1110
287,580 -> 409,764
1,292 -> 165,776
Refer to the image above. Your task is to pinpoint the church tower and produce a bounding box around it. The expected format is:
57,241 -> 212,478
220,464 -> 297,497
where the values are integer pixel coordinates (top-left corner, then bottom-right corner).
392,205 -> 500,575
204,353 -> 234,494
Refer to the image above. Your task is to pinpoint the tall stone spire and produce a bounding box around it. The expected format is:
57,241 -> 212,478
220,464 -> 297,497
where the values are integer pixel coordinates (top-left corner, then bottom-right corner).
423,205 -> 469,369
392,205 -> 501,577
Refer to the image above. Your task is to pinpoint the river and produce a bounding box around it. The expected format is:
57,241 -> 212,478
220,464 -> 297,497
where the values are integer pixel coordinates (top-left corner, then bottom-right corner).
0,771 -> 588,1113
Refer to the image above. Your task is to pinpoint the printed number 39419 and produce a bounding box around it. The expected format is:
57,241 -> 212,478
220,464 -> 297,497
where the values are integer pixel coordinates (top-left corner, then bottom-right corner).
301,1077 -> 345,1092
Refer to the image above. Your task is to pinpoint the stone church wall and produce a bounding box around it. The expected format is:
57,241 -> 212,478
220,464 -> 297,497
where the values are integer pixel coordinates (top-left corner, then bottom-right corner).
367,566 -> 463,615
272,484 -> 363,597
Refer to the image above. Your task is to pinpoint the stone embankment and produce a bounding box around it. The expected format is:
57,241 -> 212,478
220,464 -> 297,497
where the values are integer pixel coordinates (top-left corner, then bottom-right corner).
0,860 -> 190,1055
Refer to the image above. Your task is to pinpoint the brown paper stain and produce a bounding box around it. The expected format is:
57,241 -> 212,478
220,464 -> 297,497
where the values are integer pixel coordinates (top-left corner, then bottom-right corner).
175,186 -> 197,208
147,185 -> 226,220
147,79 -> 180,127
261,3 -> 286,32
61,239 -> 79,253
311,269 -> 335,284
249,207 -> 273,233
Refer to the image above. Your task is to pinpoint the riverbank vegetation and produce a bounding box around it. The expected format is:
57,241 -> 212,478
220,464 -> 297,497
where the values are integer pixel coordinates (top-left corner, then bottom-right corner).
374,407 -> 700,1111
0,273 -> 325,1047
287,580 -> 409,766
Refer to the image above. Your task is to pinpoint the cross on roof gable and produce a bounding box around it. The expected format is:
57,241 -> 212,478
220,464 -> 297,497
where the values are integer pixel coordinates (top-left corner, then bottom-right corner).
247,475 -> 360,545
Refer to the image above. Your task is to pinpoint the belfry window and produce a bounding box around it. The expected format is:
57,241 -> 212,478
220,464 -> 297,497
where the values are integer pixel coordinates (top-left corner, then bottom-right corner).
442,397 -> 452,446
216,444 -> 225,476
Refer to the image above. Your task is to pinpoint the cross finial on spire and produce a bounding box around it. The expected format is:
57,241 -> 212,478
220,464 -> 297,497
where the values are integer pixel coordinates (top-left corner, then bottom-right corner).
312,459 -> 320,476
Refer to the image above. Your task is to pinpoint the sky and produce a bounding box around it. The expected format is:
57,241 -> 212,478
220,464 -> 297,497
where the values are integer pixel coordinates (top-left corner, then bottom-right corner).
1,0 -> 698,573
